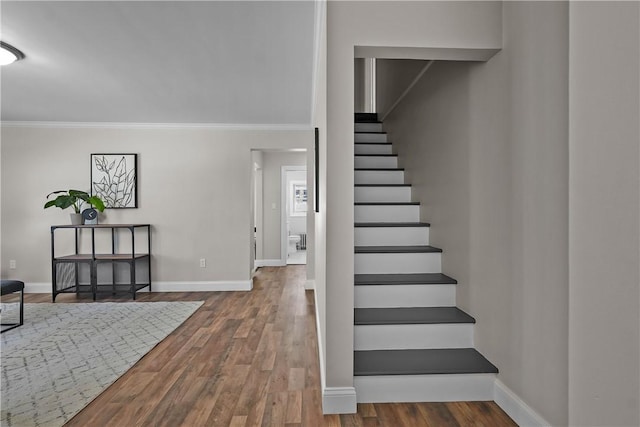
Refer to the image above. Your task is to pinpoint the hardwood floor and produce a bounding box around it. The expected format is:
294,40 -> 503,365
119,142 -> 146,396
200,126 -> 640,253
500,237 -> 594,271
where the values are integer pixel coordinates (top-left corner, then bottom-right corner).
22,266 -> 517,426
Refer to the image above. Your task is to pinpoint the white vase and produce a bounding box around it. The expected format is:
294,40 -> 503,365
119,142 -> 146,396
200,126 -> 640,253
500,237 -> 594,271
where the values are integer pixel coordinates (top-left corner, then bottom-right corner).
70,213 -> 84,225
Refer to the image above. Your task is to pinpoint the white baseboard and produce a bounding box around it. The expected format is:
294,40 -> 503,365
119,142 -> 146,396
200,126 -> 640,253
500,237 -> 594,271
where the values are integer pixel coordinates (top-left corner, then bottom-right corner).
24,282 -> 50,293
304,279 -> 315,290
313,287 -> 356,414
24,280 -> 253,293
151,281 -> 253,292
254,259 -> 286,267
322,387 -> 357,414
494,379 -> 551,427
313,286 -> 326,390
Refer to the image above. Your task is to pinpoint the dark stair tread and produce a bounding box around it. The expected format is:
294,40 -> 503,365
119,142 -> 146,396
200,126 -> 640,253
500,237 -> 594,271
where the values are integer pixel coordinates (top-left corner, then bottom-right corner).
355,307 -> 475,325
355,131 -> 387,134
355,142 -> 392,145
355,202 -> 419,206
355,113 -> 379,123
355,184 -> 411,188
354,154 -> 397,157
353,168 -> 404,172
355,245 -> 443,254
354,273 -> 457,285
354,348 -> 498,376
355,222 -> 430,227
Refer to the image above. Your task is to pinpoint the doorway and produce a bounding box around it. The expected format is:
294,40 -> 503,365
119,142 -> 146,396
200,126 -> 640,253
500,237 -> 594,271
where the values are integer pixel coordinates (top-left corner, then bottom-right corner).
282,166 -> 307,265
251,150 -> 307,268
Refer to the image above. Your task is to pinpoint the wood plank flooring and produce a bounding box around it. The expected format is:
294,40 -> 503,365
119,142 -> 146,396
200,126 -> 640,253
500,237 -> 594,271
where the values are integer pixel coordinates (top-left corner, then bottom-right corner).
21,266 -> 517,426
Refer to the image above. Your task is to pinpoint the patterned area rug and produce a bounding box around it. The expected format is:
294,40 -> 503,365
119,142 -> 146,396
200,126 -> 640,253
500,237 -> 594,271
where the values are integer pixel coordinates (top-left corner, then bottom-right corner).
0,301 -> 203,427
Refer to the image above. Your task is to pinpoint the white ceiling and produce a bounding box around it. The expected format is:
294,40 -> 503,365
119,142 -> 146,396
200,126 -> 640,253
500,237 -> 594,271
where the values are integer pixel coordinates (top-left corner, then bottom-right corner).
0,1 -> 316,125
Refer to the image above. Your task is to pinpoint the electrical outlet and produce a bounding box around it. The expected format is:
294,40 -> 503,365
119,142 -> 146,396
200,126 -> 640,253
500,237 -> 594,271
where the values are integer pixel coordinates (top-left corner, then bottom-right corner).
199,258 -> 206,268
9,260 -> 16,269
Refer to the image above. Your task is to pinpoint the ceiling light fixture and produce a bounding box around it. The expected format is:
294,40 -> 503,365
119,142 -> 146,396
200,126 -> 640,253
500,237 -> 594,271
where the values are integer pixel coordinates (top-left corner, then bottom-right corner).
0,41 -> 25,66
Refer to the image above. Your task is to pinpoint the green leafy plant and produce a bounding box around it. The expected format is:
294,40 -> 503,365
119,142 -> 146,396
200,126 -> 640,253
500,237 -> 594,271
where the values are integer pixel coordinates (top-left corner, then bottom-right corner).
44,190 -> 105,213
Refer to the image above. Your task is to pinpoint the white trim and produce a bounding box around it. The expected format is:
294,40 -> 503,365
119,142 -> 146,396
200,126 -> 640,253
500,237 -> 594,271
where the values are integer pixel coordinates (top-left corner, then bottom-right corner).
354,46 -> 500,61
494,379 -> 551,427
0,121 -> 312,131
254,259 -> 286,268
304,279 -> 315,290
370,58 -> 376,113
381,60 -> 434,122
313,285 -> 357,414
147,281 -> 253,292
322,387 -> 357,414
24,282 -> 50,293
313,285 -> 326,392
25,280 -> 253,294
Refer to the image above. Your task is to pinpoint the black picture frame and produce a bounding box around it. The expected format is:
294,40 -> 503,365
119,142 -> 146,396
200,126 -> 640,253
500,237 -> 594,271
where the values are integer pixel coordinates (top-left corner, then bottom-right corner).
315,128 -> 319,213
91,153 -> 138,208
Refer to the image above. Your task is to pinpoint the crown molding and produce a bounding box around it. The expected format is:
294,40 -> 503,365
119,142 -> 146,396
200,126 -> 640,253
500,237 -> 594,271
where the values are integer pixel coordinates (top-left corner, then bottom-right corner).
1,121 -> 313,131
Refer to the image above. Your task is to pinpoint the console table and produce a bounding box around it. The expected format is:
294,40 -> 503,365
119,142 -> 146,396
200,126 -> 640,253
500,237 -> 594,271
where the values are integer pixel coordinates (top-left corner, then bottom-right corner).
51,224 -> 151,301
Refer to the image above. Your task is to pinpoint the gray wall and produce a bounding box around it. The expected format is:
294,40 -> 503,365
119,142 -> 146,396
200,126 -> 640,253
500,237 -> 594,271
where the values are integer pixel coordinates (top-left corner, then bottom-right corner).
1,126 -> 312,285
375,59 -> 428,119
568,2 -> 639,425
385,3 -> 569,422
261,151 -> 306,260
381,1 -> 640,424
311,0 -> 328,393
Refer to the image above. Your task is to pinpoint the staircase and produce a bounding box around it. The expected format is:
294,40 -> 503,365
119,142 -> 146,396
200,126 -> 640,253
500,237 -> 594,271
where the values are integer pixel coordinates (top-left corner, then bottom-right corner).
353,113 -> 498,403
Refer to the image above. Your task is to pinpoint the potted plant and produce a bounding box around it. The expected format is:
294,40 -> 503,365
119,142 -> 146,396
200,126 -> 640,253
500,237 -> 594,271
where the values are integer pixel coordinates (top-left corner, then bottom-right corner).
44,190 -> 105,225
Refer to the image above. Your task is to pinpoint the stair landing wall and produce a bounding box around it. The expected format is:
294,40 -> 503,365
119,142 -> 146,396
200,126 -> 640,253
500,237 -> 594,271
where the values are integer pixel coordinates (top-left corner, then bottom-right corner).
378,9 -> 569,424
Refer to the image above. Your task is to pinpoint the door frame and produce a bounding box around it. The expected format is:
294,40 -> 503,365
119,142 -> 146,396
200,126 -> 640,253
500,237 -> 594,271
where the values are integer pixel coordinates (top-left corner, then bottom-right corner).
281,165 -> 307,264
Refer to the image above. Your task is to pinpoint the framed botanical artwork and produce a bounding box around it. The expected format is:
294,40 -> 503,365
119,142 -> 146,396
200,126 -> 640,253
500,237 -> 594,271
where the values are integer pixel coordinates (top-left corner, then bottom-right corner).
91,153 -> 137,208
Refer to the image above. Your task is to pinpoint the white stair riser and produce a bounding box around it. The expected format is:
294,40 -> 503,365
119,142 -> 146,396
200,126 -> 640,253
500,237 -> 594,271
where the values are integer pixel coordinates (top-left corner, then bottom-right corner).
355,144 -> 393,155
355,227 -> 429,246
355,133 -> 388,143
355,123 -> 383,132
355,187 -> 411,203
355,170 -> 404,185
355,252 -> 441,274
355,156 -> 398,169
354,284 -> 456,308
355,205 -> 419,223
354,374 -> 496,403
355,324 -> 473,350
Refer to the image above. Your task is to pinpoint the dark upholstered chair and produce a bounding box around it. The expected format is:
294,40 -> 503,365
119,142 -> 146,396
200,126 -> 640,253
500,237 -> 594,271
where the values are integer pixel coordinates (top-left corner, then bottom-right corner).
1,280 -> 24,333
